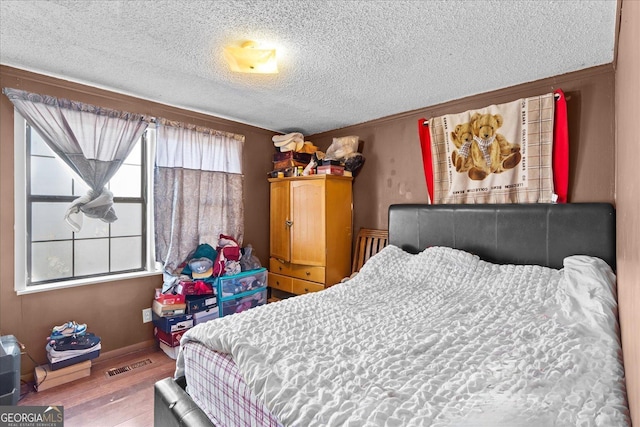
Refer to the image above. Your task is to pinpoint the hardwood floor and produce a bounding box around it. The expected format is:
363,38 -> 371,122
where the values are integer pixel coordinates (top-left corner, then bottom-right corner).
18,345 -> 176,427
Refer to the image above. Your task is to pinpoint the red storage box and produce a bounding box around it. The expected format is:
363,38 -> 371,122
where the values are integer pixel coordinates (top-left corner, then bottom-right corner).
154,327 -> 189,348
154,289 -> 186,305
317,165 -> 344,175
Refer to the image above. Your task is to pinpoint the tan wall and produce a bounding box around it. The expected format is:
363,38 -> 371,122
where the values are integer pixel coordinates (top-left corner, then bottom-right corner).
615,0 -> 640,423
0,66 -> 275,373
308,65 -> 616,235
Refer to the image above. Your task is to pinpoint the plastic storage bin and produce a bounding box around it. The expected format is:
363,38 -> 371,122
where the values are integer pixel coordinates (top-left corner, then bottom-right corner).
0,335 -> 21,405
220,288 -> 268,317
216,268 -> 267,298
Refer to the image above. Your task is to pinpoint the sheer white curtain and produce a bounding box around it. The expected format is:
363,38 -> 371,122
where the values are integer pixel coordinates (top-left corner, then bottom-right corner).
154,118 -> 244,274
2,87 -> 148,231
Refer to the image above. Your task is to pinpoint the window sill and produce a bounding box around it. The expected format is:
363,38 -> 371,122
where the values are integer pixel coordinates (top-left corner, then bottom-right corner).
16,269 -> 163,295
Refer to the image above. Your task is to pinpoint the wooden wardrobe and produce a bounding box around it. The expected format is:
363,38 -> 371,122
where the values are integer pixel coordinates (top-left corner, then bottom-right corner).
268,175 -> 352,295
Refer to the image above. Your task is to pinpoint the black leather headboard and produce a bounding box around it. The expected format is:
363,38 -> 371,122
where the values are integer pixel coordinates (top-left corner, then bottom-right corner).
388,203 -> 616,270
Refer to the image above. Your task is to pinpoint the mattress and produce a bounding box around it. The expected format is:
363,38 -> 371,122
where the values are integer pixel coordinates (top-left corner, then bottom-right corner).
181,340 -> 281,426
177,245 -> 630,426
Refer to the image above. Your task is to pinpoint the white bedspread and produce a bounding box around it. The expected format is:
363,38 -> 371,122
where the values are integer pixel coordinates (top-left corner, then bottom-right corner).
176,246 -> 629,426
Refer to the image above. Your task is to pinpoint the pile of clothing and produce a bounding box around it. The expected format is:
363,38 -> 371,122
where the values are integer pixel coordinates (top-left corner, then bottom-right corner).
161,235 -> 262,295
272,132 -> 318,154
46,321 -> 101,370
269,132 -> 365,177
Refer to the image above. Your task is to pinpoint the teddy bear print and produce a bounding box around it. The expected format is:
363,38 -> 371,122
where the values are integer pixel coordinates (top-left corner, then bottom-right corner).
450,122 -> 475,173
450,113 -> 522,181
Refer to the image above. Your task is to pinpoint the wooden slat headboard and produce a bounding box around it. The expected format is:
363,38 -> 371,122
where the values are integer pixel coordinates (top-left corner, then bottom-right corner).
388,203 -> 616,270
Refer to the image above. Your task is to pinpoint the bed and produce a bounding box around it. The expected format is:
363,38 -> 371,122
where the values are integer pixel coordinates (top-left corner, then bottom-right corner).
154,203 -> 629,426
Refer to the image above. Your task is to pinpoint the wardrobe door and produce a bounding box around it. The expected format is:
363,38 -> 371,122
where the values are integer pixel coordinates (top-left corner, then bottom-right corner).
290,179 -> 326,266
269,180 -> 290,261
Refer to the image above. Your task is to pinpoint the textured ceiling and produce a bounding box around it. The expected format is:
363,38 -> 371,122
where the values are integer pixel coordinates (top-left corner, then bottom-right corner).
0,0 -> 618,135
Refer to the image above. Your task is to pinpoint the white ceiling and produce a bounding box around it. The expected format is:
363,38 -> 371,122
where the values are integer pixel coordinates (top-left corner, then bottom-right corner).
0,0 -> 618,135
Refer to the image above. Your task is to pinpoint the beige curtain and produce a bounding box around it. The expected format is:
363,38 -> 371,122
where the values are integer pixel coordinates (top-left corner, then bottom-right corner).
154,118 -> 244,274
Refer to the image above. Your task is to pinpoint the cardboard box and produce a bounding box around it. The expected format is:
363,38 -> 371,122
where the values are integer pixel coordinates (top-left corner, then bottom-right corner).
316,165 -> 344,175
320,159 -> 342,166
152,312 -> 194,334
47,349 -> 100,371
272,151 -> 312,163
193,308 -> 219,325
154,327 -> 188,347
152,300 -> 187,317
185,294 -> 218,314
273,159 -> 307,170
35,360 -> 91,391
154,289 -> 186,305
159,342 -> 180,360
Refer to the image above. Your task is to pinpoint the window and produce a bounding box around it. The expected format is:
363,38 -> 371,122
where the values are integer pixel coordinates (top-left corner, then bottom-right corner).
14,114 -> 159,293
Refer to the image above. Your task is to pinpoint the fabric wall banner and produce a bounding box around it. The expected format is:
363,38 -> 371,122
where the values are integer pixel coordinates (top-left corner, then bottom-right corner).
421,93 -> 558,204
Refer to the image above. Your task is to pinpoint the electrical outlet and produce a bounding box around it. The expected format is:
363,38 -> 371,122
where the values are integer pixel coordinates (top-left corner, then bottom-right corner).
142,308 -> 152,323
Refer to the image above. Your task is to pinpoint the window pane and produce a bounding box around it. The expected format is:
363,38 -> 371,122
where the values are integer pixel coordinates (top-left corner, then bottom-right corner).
22,122 -> 150,288
31,156 -> 73,196
30,129 -> 55,156
32,202 -> 73,241
124,141 -> 141,166
111,237 -> 142,271
111,203 -> 142,237
31,241 -> 73,282
109,164 -> 141,197
73,178 -> 91,197
74,239 -> 109,276
74,216 -> 109,240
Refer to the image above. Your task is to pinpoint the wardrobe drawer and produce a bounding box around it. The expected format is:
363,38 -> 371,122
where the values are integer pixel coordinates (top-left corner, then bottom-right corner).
291,279 -> 324,295
268,272 -> 292,293
269,258 -> 325,283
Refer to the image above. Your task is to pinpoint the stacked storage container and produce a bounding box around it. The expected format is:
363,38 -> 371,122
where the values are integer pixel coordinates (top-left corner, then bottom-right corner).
153,268 -> 267,359
216,268 -> 268,317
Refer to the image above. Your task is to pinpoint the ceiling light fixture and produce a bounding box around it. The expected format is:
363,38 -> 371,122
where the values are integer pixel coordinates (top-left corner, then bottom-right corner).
223,40 -> 278,74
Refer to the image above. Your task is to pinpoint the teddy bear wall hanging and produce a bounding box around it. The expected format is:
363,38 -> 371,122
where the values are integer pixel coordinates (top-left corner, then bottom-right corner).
419,90 -> 568,205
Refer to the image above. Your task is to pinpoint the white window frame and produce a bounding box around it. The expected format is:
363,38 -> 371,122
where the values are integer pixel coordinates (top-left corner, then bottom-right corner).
13,112 -> 162,295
